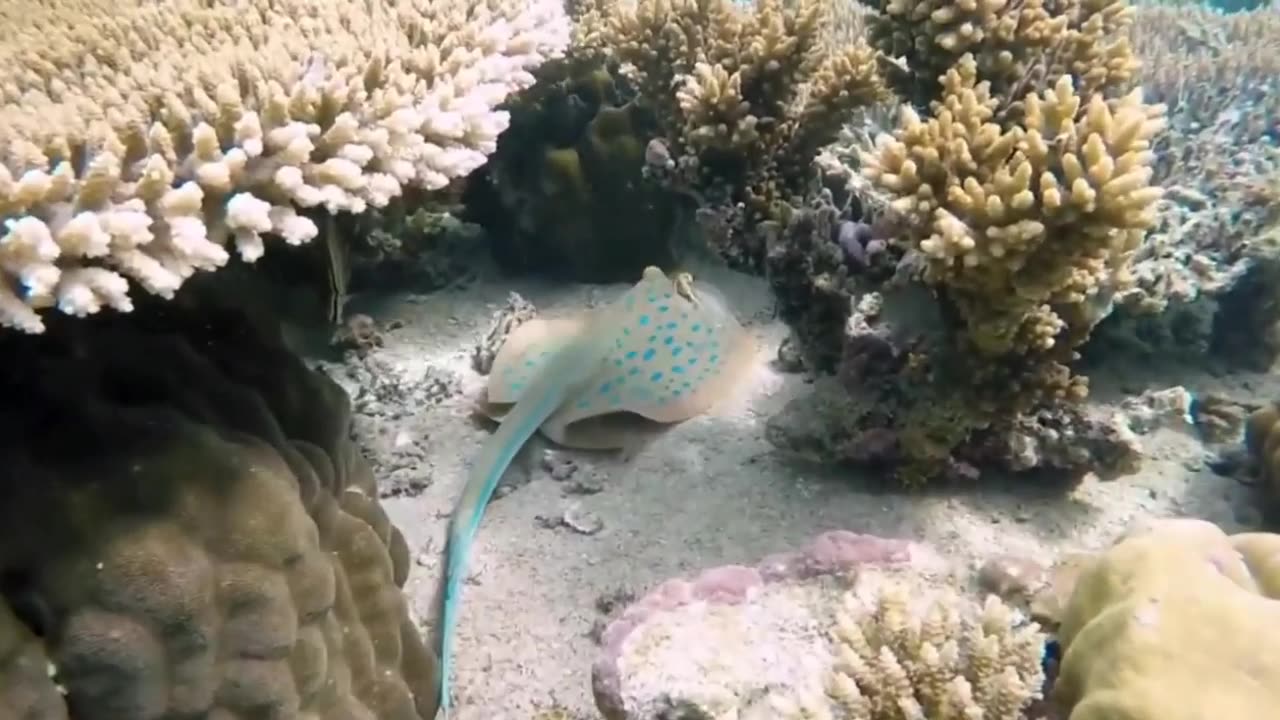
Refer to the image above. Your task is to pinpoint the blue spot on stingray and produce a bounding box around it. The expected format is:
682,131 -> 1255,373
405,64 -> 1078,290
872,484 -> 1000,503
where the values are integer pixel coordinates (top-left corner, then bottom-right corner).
610,395 -> 623,407
665,321 -> 677,329
626,350 -> 637,359
649,334 -> 658,342
659,305 -> 669,313
616,375 -> 627,385
642,348 -> 656,361
524,359 -> 536,367
576,399 -> 590,409
647,294 -> 657,302
629,367 -> 640,376
650,371 -> 664,382
705,326 -> 714,335
672,365 -> 685,374
638,314 -> 651,326
623,327 -> 631,336
510,382 -> 525,391
615,339 -> 623,349
682,381 -> 692,388
709,354 -> 719,363
599,381 -> 612,394
664,292 -> 672,299
691,323 -> 702,332
672,346 -> 683,357
673,389 -> 683,397
688,358 -> 698,366
663,336 -> 674,345
615,359 -> 624,367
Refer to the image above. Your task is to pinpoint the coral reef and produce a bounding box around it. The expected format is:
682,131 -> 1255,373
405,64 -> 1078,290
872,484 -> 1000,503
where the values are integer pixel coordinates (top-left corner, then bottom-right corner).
343,202 -> 485,294
0,0 -> 570,332
753,0 -> 1185,485
463,61 -> 686,282
862,0 -> 1139,109
0,298 -> 437,718
1090,5 -> 1280,369
1054,518 -> 1280,719
592,531 -> 1046,720
861,27 -> 1163,410
568,0 -> 888,268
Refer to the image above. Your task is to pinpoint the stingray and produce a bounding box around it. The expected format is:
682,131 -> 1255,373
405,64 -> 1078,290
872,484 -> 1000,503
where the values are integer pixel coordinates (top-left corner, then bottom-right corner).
433,266 -> 755,716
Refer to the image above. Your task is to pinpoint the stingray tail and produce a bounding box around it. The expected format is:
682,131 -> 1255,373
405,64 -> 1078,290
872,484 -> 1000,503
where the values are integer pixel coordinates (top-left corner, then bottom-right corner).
434,380 -> 572,717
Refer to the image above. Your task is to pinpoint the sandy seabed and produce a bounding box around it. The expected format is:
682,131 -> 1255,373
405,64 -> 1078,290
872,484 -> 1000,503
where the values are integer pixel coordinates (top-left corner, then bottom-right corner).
311,254 -> 1269,720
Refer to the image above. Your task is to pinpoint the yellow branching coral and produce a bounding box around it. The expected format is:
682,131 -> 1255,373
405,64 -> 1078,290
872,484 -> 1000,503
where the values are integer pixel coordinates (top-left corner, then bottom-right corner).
570,0 -> 887,214
0,0 -> 571,333
766,579 -> 1045,720
861,0 -> 1140,105
858,0 -> 1163,406
864,55 -> 1164,363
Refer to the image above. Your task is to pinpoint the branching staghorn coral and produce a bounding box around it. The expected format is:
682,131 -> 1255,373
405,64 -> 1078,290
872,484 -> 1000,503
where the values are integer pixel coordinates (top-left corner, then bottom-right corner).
0,0 -> 570,333
767,580 -> 1045,720
859,0 -> 1164,408
861,0 -> 1140,109
568,0 -> 888,242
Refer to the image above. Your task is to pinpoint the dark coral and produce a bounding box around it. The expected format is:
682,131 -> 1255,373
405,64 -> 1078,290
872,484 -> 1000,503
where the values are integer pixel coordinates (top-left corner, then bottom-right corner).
462,60 -> 687,283
0,297 -> 438,719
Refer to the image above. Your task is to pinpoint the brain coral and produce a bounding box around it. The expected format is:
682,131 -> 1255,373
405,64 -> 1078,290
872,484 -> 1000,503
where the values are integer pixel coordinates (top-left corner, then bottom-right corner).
0,299 -> 437,719
0,0 -> 570,333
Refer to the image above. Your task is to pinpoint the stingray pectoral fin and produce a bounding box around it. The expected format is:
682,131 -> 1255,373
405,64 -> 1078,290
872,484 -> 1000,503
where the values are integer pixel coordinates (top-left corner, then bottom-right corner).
540,405 -> 671,450
486,316 -> 588,405
534,274 -> 757,429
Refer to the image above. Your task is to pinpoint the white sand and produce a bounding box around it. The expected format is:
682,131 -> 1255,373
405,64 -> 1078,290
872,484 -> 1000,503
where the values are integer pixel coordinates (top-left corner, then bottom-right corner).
322,256 -> 1265,719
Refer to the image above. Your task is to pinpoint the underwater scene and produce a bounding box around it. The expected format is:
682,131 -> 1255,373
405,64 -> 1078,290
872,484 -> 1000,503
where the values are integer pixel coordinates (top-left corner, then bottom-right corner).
3,0 -> 1280,718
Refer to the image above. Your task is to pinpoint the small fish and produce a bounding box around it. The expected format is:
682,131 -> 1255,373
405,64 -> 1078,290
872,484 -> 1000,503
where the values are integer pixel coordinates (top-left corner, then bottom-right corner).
433,266 -> 755,716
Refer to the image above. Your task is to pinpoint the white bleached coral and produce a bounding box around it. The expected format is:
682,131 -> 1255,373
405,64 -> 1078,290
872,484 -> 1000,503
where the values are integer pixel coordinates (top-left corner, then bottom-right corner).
0,0 -> 570,332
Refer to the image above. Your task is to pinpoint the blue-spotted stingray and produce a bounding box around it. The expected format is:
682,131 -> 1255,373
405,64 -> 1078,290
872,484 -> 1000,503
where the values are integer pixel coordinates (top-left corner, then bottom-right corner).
433,266 -> 755,716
